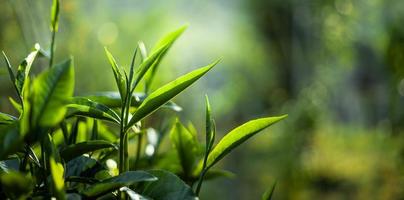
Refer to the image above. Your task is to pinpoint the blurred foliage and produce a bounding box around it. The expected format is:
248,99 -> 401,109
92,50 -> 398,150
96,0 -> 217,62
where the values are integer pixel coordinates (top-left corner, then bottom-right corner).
1,0 -> 404,199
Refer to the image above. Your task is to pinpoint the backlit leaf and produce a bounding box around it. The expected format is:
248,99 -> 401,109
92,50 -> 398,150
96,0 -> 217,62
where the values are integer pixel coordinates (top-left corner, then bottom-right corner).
169,119 -> 199,176
50,157 -> 66,200
127,60 -> 219,130
196,115 -> 287,174
66,97 -> 120,123
104,48 -> 127,101
31,58 -> 74,128
15,44 -> 40,98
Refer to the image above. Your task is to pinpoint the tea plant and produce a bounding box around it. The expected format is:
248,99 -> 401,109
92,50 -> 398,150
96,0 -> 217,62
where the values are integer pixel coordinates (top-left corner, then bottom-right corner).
0,0 -> 286,199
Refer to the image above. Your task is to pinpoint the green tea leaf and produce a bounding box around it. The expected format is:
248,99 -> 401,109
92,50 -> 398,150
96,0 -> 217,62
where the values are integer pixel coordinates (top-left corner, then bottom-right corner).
50,0 -> 60,32
169,119 -> 199,176
127,60 -> 219,130
83,91 -> 144,108
0,123 -> 23,159
15,45 -> 40,98
31,58 -> 74,128
60,140 -> 118,162
0,112 -> 16,125
133,44 -> 168,89
138,170 -> 197,200
8,97 -> 22,114
104,48 -> 127,101
65,156 -> 107,178
66,97 -> 120,123
197,115 -> 287,173
262,181 -> 277,200
150,25 -> 188,53
145,25 -> 187,91
138,41 -> 148,61
82,171 -> 157,197
1,51 -> 19,97
128,48 -> 138,88
203,169 -> 235,180
49,157 -> 66,200
205,95 -> 215,153
0,171 -> 34,199
120,187 -> 151,200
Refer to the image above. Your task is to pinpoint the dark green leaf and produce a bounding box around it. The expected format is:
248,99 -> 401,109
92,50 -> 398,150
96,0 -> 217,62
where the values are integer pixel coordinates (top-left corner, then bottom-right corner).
60,140 -> 117,162
129,48 -> 138,88
104,48 -> 127,101
262,181 -> 277,200
68,118 -> 80,145
0,171 -> 33,199
91,120 -> 98,140
127,60 -> 219,130
66,97 -> 120,123
120,187 -> 151,200
31,58 -> 74,128
1,51 -> 19,97
169,119 -> 199,176
138,170 -> 197,200
0,123 -> 23,159
65,156 -> 107,179
82,171 -> 157,197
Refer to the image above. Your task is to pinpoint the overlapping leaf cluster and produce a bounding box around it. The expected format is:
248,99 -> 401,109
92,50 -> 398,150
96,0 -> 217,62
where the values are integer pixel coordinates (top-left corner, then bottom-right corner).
0,1 -> 286,199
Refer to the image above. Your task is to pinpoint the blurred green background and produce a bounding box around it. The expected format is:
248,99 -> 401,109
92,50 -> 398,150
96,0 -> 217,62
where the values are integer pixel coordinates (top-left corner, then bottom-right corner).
1,0 -> 404,199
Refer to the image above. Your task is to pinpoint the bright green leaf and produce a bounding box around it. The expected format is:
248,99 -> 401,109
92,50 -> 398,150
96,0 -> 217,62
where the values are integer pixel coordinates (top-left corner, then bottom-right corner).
0,112 -> 16,125
83,91 -> 144,108
49,157 -> 66,200
31,58 -> 74,128
15,45 -> 40,98
127,60 -> 219,130
50,0 -> 60,32
8,97 -> 22,115
169,119 -> 199,176
104,48 -> 127,101
145,25 -> 187,91
205,95 -> 215,153
196,115 -> 287,174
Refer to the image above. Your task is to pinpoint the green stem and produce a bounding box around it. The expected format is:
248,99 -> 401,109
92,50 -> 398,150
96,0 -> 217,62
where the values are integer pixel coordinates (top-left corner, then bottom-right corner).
195,149 -> 210,195
119,112 -> 125,174
49,29 -> 56,68
19,145 -> 29,172
40,142 -> 48,188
